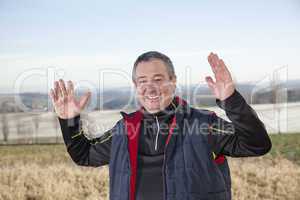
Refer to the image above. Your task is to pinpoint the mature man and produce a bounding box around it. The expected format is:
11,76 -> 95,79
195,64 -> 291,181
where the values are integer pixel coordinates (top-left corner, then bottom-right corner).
50,51 -> 272,200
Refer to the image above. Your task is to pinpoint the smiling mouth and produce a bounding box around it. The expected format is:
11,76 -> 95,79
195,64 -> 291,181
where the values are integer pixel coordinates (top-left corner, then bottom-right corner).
145,95 -> 160,100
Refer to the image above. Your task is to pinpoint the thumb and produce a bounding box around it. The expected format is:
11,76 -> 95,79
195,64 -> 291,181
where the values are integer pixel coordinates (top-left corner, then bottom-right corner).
79,91 -> 91,110
205,76 -> 216,91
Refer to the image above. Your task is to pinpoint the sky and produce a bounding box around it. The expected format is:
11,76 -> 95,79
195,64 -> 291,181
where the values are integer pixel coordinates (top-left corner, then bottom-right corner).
0,0 -> 300,93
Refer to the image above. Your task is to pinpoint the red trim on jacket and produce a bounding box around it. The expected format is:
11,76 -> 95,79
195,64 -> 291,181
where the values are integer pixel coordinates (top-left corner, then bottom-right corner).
166,116 -> 177,146
124,110 -> 143,200
214,154 -> 225,164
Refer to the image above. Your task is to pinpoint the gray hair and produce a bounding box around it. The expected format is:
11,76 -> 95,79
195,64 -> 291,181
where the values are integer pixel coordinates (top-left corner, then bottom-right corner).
132,51 -> 176,81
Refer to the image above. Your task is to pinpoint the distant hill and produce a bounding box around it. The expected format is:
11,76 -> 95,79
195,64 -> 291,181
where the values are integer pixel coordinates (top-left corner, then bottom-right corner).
1,80 -> 300,113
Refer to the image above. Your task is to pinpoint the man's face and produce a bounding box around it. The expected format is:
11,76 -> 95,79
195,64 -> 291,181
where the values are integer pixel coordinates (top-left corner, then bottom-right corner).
134,59 -> 176,113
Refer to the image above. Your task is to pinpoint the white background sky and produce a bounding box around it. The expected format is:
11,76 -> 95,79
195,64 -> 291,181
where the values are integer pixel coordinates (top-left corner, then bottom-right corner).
0,0 -> 300,93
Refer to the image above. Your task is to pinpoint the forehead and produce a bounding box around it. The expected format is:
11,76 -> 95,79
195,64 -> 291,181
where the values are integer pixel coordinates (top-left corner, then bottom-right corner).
135,59 -> 169,78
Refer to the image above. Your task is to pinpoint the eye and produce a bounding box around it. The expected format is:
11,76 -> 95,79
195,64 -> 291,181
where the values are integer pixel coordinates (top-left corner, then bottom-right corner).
154,78 -> 162,82
138,80 -> 147,84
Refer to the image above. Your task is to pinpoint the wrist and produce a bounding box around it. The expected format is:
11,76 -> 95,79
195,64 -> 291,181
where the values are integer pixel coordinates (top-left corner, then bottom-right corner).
58,114 -> 80,127
216,89 -> 244,110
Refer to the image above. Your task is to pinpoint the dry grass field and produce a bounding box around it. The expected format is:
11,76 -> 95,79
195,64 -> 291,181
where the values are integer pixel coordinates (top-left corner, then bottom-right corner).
0,134 -> 300,200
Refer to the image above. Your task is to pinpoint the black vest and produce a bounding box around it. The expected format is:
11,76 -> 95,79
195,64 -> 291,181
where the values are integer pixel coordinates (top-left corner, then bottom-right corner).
109,96 -> 231,200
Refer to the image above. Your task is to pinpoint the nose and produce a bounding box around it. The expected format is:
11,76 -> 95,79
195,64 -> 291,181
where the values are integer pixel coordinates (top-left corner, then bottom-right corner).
144,82 -> 160,94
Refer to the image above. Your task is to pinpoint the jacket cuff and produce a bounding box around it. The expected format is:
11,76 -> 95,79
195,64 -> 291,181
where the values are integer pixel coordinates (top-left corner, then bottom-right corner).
216,90 -> 245,110
58,115 -> 80,128
58,115 -> 84,141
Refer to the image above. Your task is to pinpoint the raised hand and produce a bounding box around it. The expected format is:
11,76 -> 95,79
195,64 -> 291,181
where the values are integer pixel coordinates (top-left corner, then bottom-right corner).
205,52 -> 235,101
49,79 -> 91,119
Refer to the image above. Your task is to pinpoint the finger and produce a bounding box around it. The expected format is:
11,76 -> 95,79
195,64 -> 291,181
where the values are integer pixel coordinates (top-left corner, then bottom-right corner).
67,80 -> 74,96
54,81 -> 62,98
49,89 -> 57,102
205,76 -> 216,90
219,59 -> 230,74
207,53 -> 218,74
218,59 -> 233,81
79,91 -> 91,110
211,53 -> 221,70
213,53 -> 220,61
207,52 -> 214,67
59,79 -> 68,97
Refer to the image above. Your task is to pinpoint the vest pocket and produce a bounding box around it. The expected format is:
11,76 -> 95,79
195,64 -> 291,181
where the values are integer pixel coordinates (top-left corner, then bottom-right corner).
165,167 -> 185,195
185,166 -> 227,195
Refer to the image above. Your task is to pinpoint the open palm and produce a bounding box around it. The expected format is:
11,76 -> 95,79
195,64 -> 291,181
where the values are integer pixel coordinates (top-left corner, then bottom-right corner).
50,79 -> 91,119
205,52 -> 235,101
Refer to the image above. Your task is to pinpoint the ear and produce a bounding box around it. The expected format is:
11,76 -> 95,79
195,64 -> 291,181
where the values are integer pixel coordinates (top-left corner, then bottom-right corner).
171,75 -> 177,85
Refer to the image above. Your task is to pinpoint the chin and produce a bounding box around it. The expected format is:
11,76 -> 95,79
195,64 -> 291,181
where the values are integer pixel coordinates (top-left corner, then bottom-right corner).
145,104 -> 160,112
145,108 -> 160,113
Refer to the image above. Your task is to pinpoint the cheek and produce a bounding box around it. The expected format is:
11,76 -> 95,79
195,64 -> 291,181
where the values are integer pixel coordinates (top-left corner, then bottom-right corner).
137,86 -> 146,97
160,83 -> 175,95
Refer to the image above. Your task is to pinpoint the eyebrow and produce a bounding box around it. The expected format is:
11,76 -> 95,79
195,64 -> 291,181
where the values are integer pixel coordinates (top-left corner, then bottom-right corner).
153,74 -> 164,78
137,76 -> 147,80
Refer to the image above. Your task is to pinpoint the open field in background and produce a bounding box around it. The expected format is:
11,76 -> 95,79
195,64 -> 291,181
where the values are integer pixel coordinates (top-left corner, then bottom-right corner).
1,102 -> 300,144
0,134 -> 300,200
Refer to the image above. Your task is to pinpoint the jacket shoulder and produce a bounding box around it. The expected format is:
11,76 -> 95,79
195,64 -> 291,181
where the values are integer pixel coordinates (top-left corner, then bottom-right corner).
189,107 -> 216,118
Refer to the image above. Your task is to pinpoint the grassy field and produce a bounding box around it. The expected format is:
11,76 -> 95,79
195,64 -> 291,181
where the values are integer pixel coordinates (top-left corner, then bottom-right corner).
0,134 -> 299,200
268,133 -> 300,165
